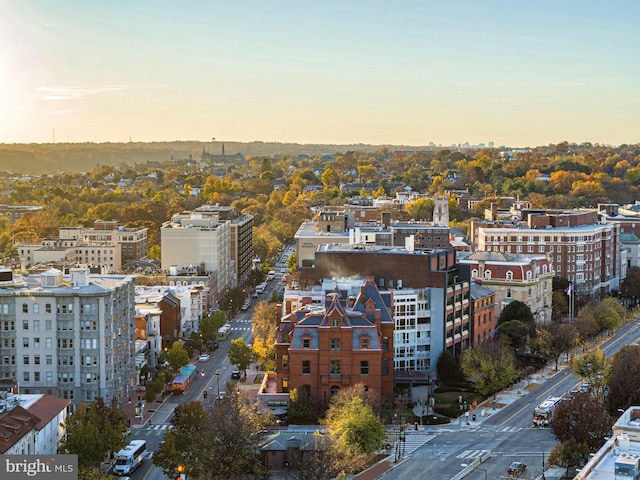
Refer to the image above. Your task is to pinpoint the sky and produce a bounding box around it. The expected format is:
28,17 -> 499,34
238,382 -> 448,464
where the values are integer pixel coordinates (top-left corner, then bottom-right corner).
1,0 -> 639,148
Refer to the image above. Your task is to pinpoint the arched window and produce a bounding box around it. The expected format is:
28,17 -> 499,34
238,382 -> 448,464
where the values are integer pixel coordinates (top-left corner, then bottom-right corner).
330,385 -> 340,396
506,271 -> 513,281
471,269 -> 478,279
484,269 -> 492,280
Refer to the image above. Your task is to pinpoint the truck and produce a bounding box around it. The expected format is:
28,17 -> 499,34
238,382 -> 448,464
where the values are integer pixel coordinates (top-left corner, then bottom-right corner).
255,282 -> 267,294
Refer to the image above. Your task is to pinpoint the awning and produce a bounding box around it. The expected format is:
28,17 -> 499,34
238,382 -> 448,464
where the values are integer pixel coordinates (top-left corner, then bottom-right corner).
269,408 -> 288,416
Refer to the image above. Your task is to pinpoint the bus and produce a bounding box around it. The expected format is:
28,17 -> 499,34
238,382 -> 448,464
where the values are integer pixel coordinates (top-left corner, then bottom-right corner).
533,396 -> 564,427
217,323 -> 232,341
172,365 -> 197,395
113,440 -> 146,476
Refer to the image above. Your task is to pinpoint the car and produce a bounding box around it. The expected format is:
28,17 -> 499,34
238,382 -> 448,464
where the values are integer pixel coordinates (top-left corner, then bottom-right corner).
198,354 -> 210,362
241,302 -> 251,311
216,392 -> 226,401
209,341 -> 219,351
507,461 -> 526,476
231,370 -> 241,380
252,292 -> 259,298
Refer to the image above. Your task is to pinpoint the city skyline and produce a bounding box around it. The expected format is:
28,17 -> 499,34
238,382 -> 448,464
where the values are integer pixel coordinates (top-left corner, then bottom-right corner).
1,1 -> 639,147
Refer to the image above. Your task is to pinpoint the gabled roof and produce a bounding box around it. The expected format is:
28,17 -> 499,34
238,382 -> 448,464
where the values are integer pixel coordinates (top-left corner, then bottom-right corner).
29,395 -> 70,430
464,251 -> 516,262
0,405 -> 40,453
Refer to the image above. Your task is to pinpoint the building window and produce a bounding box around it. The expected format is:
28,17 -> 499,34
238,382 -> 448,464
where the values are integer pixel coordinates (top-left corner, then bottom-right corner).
506,271 -> 513,281
23,371 -> 29,382
33,304 -> 39,314
46,355 -> 52,365
34,372 -> 40,382
23,355 -> 29,365
360,336 -> 369,349
22,319 -> 28,330
331,318 -> 340,328
281,354 -> 289,369
360,361 -> 369,375
302,360 -> 311,374
506,288 -> 512,298
46,304 -> 51,313
22,304 -> 28,313
23,337 -> 28,348
330,385 -> 340,396
330,360 -> 341,375
330,338 -> 341,350
303,338 -> 311,349
34,337 -> 40,348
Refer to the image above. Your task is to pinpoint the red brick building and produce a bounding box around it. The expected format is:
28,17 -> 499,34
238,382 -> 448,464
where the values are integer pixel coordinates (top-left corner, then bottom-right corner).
469,283 -> 496,345
275,280 -> 394,406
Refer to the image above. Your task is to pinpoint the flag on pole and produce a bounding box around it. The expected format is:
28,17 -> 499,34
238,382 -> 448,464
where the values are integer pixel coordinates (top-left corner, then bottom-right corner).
564,283 -> 572,296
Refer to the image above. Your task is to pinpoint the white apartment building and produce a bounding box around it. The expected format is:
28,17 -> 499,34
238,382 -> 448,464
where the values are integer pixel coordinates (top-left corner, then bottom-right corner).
0,267 -> 136,405
161,212 -> 231,294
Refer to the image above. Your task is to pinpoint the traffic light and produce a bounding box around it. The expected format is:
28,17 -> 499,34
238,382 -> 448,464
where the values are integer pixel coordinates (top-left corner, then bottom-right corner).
203,391 -> 208,399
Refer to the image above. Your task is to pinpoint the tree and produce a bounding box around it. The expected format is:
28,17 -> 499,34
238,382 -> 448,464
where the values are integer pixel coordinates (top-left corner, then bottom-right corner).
461,341 -> 518,398
497,320 -> 531,353
572,348 -> 608,398
551,391 -> 610,451
498,300 -> 534,326
60,399 -> 129,468
593,298 -> 626,334
291,434 -> 344,480
607,345 -> 640,413
154,398 -> 270,480
541,323 -> 578,370
165,341 -> 190,372
621,267 -> 640,300
144,372 -> 166,402
289,386 -> 314,422
199,314 -> 225,345
547,438 -> 590,478
436,350 -> 464,386
251,301 -> 279,369
404,197 -> 434,221
324,395 -> 385,459
574,306 -> 600,342
78,466 -> 111,480
227,337 -> 253,374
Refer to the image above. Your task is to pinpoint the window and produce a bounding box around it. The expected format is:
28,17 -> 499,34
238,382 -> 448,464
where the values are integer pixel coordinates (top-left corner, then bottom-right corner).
34,372 -> 40,382
506,271 -> 513,281
302,360 -> 311,374
46,355 -> 52,365
23,337 -> 29,348
330,338 -> 341,350
23,355 -> 29,365
46,337 -> 52,349
506,288 -> 512,298
302,338 -> 310,349
33,320 -> 39,331
330,360 -> 341,375
34,337 -> 40,348
46,304 -> 52,313
22,304 -> 28,313
360,361 -> 369,375
281,354 -> 289,369
331,318 -> 340,327
361,336 -> 369,349
33,304 -> 39,314
45,320 -> 52,331
22,319 -> 28,330
23,371 -> 29,382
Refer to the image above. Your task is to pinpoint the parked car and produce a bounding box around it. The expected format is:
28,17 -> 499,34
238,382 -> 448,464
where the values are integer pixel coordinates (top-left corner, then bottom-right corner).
209,341 -> 219,351
231,370 -> 241,380
507,462 -> 526,476
241,302 -> 251,311
198,354 -> 210,362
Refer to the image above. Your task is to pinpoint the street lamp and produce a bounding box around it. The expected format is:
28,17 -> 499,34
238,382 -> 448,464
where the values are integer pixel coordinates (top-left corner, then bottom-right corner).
176,464 -> 186,480
215,369 -> 220,399
461,463 -> 487,480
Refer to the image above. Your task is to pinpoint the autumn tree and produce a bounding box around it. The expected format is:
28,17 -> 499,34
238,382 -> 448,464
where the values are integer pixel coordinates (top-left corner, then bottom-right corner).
574,306 -> 600,343
551,391 -> 610,451
593,297 -> 626,334
251,301 -> 279,370
289,386 -> 314,423
323,390 -> 385,465
404,197 -> 434,221
572,348 -> 608,399
461,341 -> 518,398
621,267 -> 640,300
539,323 -> 578,370
548,438 -> 590,478
607,345 -> 640,413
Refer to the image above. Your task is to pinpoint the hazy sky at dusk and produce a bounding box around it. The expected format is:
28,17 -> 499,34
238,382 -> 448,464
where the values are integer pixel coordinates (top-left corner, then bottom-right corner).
1,1 -> 639,147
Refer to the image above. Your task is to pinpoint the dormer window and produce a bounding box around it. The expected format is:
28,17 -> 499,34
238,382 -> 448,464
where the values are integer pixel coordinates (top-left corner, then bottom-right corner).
331,318 -> 340,328
303,338 -> 310,348
360,333 -> 370,349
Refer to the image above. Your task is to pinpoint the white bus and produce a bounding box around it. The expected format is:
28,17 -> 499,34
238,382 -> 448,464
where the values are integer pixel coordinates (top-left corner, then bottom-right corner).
533,396 -> 564,427
113,440 -> 146,476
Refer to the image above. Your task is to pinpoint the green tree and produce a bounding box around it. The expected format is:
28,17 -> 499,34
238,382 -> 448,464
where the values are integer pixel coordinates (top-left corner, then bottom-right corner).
165,342 -> 190,372
593,297 -> 626,333
289,387 -> 314,422
498,300 -> 534,326
436,350 -> 464,386
60,399 -> 129,468
547,438 -> 590,478
461,341 -> 518,398
227,338 -> 253,374
199,314 -> 225,345
144,372 -> 166,403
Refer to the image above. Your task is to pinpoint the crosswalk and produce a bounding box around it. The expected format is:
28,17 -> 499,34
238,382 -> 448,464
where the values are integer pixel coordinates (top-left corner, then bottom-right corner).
456,449 -> 491,460
392,432 -> 436,455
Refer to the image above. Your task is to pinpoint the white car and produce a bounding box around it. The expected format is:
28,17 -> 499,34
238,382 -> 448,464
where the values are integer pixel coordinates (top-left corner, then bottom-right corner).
198,354 -> 210,362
